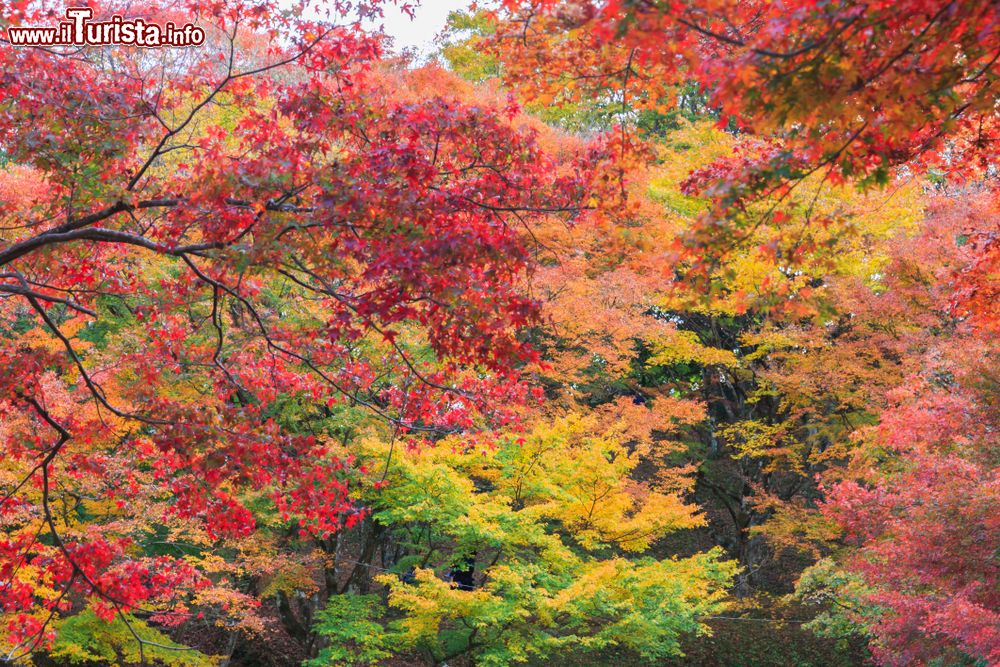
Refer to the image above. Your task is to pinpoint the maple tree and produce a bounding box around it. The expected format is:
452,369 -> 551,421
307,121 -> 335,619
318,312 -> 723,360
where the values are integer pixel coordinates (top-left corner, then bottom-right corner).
799,197 -> 1000,667
0,0 -> 595,658
309,412 -> 734,666
493,0 -> 1000,283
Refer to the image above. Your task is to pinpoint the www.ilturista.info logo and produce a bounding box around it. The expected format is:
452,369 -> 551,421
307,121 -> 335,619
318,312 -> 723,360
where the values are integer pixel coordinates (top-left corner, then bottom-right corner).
5,7 -> 205,47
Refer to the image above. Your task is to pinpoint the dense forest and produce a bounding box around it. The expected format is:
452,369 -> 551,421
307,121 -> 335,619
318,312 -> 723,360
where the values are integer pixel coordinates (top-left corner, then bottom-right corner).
0,1 -> 997,665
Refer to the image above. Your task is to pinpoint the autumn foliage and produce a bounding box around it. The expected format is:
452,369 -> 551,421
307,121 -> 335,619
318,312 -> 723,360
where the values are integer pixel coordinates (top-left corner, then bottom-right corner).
0,0 -> 998,666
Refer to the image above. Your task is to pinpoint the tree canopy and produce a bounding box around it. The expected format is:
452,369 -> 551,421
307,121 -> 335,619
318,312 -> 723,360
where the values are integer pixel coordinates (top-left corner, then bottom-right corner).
0,1 -> 997,666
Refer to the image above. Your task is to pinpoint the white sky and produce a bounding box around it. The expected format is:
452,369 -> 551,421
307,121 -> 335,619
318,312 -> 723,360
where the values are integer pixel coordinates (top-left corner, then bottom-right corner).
375,0 -> 474,55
